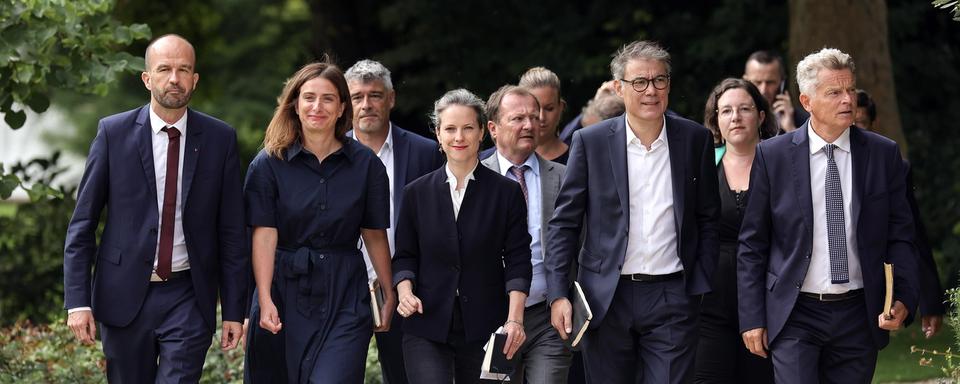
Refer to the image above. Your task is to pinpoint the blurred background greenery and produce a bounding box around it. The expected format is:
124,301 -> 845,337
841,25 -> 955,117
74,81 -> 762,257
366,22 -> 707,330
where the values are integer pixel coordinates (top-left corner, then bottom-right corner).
2,0 -> 959,382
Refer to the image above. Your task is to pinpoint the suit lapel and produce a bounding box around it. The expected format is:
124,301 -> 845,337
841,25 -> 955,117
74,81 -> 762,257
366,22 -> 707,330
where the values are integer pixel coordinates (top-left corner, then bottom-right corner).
180,109 -> 202,205
481,153 -> 500,174
391,126 -> 409,222
135,106 -> 158,204
849,127 -> 868,226
607,119 -> 629,217
665,117 -> 686,232
538,155 -> 560,259
791,124 -> 814,241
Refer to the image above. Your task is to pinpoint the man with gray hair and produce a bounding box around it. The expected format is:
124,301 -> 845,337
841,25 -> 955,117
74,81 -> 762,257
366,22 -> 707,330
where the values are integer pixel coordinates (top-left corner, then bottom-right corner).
345,59 -> 444,384
481,84 -> 572,382
545,40 -> 720,383
737,48 -> 918,383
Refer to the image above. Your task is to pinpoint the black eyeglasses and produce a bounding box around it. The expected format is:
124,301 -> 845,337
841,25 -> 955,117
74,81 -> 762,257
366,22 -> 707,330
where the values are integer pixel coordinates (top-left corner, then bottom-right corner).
620,75 -> 670,93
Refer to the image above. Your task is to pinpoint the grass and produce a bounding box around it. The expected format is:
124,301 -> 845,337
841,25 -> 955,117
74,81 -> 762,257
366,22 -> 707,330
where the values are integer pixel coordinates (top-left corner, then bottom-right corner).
874,322 -> 953,383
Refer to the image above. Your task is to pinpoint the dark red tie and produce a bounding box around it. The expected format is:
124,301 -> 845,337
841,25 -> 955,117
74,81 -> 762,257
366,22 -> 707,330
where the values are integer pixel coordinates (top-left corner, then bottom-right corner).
157,126 -> 181,280
509,165 -> 529,202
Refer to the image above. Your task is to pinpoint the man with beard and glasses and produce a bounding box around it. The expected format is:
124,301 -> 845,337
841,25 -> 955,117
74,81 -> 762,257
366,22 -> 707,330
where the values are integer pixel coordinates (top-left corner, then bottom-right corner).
64,34 -> 247,382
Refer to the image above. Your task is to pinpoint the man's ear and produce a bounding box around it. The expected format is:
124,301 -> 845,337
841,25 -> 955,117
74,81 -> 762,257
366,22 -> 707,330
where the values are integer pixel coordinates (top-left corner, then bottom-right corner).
799,93 -> 811,112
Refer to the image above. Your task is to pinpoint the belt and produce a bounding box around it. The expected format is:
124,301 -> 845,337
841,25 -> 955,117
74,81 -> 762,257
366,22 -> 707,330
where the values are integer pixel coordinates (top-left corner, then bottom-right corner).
620,271 -> 683,282
150,270 -> 190,282
800,288 -> 864,302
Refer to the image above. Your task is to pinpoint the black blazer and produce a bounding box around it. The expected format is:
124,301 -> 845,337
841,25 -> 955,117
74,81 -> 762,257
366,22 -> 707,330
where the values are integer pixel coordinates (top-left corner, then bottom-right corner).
393,165 -> 532,343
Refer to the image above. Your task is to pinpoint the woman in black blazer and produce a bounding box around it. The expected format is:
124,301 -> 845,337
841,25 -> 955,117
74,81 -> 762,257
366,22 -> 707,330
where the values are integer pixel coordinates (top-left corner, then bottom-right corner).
393,88 -> 532,383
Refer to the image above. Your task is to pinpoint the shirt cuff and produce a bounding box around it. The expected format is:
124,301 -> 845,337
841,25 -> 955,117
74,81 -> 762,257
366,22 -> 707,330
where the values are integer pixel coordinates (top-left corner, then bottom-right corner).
67,307 -> 92,314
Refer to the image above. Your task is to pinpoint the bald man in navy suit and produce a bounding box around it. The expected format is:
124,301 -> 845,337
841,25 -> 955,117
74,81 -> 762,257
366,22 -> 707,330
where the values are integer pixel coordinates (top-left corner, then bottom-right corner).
64,34 -> 247,382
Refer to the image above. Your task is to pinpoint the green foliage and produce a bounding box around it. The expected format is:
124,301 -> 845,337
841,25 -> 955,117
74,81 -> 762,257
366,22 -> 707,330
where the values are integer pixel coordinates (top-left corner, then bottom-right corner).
366,338 -> 383,384
0,316 -> 248,383
904,286 -> 960,381
0,0 -> 151,130
0,320 -> 105,383
933,0 -> 960,21
200,325 -> 244,384
0,154 -> 68,201
0,317 -> 387,382
0,153 -> 75,325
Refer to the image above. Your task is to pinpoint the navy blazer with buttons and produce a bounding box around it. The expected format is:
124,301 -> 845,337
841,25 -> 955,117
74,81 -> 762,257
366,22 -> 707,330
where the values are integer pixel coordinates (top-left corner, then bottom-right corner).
63,105 -> 248,330
545,113 -> 720,329
392,164 -> 532,343
737,123 -> 919,349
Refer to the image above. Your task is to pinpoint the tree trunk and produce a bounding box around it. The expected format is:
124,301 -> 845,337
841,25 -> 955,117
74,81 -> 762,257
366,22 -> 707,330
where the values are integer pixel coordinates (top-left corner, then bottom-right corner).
788,0 -> 907,155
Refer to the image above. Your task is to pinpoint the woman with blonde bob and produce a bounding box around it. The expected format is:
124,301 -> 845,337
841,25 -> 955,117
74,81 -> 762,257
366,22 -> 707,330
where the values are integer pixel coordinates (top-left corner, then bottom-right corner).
244,60 -> 396,383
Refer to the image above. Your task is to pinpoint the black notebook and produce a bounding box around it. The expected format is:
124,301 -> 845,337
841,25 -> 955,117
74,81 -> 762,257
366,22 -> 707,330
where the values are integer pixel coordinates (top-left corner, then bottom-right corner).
481,330 -> 519,380
568,281 -> 593,348
369,280 -> 386,328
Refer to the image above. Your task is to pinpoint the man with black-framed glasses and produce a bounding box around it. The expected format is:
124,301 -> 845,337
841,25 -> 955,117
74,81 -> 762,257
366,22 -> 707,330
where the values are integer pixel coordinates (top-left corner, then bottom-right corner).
545,40 -> 720,383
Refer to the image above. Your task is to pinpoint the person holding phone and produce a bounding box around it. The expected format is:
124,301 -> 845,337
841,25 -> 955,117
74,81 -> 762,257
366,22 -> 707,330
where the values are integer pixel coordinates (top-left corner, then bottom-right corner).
742,50 -> 809,133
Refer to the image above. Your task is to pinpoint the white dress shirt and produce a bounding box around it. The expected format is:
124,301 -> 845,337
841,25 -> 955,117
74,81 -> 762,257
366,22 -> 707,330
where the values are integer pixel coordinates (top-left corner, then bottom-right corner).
621,116 -> 683,275
496,152 -> 546,306
802,123 -> 862,294
445,162 -> 478,220
359,124 -> 396,281
149,108 -> 190,274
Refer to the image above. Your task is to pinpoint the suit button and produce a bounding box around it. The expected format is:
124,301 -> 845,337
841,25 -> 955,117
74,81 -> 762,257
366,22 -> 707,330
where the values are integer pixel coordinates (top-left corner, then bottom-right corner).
319,179 -> 326,184
320,204 -> 326,210
461,295 -> 469,303
319,254 -> 325,260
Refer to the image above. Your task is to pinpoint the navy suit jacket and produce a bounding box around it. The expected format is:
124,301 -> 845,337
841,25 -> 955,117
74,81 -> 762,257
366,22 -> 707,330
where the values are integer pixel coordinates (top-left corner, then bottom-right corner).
392,165 -> 532,343
737,123 -> 919,348
545,113 -> 720,328
64,105 -> 248,330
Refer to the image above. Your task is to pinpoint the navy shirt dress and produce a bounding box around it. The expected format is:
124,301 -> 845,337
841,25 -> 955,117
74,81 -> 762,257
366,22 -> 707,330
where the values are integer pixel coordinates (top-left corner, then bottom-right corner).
244,138 -> 389,383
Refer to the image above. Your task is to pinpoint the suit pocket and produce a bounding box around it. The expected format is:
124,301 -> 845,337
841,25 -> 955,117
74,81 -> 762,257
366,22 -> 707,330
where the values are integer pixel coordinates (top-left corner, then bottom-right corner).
766,271 -> 778,292
578,248 -> 601,273
98,245 -> 121,265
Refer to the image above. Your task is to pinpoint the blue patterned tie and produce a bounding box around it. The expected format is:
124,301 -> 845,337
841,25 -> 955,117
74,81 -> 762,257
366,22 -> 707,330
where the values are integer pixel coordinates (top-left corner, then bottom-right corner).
824,144 -> 849,284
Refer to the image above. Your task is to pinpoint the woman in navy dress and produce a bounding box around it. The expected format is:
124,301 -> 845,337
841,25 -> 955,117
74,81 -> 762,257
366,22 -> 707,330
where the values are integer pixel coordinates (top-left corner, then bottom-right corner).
694,78 -> 776,384
393,89 -> 532,383
243,61 -> 396,383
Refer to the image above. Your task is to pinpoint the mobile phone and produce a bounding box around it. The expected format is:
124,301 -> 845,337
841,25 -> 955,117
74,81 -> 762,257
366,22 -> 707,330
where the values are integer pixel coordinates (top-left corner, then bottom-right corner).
778,80 -> 787,95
